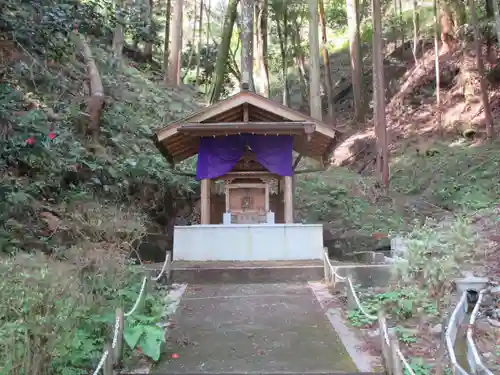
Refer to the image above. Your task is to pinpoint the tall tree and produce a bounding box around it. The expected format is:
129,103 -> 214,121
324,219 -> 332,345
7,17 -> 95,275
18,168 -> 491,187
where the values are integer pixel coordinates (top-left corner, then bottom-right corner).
308,0 -> 322,119
412,0 -> 420,63
168,0 -> 183,85
291,18 -> 308,106
112,0 -> 125,67
240,0 -> 255,90
255,0 -> 270,96
143,0 -> 154,61
470,0 -> 494,138
195,0 -> 204,89
205,0 -> 212,94
372,0 -> 389,188
209,0 -> 239,103
163,0 -> 171,84
493,0 -> 500,47
273,0 -> 289,104
318,0 -> 335,120
433,0 -> 441,130
346,0 -> 364,120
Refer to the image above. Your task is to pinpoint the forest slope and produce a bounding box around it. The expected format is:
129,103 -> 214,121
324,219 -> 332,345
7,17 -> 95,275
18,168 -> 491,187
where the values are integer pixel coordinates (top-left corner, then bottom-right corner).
0,1 -> 202,372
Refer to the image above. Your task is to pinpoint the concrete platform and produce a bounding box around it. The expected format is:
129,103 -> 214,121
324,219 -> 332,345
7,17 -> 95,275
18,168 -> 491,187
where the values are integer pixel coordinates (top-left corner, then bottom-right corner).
152,283 -> 358,373
169,260 -> 325,284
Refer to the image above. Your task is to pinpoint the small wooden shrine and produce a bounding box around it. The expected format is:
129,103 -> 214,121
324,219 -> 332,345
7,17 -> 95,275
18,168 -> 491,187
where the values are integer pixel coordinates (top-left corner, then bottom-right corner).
154,89 -> 339,226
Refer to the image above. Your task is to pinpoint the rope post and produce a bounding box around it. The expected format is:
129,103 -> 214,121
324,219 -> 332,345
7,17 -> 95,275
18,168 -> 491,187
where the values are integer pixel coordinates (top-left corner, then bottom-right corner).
103,343 -> 113,375
323,248 -> 330,283
378,311 -> 392,375
345,273 -> 357,310
113,308 -> 124,372
390,336 -> 403,375
165,251 -> 171,284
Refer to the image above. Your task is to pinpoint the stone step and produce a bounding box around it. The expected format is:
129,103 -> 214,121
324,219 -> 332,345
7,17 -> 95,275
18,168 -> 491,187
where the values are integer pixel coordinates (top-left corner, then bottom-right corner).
168,260 -> 325,284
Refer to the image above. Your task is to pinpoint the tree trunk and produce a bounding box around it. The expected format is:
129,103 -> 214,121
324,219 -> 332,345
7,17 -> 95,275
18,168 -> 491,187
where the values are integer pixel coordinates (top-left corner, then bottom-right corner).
255,0 -> 269,96
470,0 -> 494,138
205,0 -> 212,94
240,0 -> 255,90
112,0 -> 125,67
143,0 -> 154,61
412,0 -> 419,63
433,0 -> 442,130
73,33 -> 105,138
181,5 -> 199,81
168,0 -> 183,85
440,5 -> 456,52
485,0 -> 494,63
209,0 -> 239,103
275,4 -> 289,105
449,0 -> 466,26
492,0 -> 500,47
308,0 -> 322,120
291,21 -> 308,105
372,0 -> 389,188
398,0 -> 404,47
195,0 -> 204,89
163,0 -> 171,84
346,0 -> 364,120
318,0 -> 334,120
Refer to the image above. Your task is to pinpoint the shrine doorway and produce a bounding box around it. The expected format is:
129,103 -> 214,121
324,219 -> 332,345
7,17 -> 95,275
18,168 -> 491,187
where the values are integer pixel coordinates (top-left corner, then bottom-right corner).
225,182 -> 269,224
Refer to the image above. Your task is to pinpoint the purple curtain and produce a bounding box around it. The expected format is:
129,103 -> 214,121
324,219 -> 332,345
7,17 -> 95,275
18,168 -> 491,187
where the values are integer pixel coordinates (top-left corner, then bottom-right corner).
196,136 -> 245,180
247,135 -> 293,176
196,135 -> 293,180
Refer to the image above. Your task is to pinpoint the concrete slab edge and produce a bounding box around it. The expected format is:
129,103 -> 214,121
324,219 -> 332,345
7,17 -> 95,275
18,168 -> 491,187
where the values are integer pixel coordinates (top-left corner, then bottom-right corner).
308,281 -> 379,373
126,283 -> 189,375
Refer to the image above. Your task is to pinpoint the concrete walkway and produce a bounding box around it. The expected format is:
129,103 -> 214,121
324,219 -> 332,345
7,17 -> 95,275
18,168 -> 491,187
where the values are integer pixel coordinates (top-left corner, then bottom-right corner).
153,283 -> 357,373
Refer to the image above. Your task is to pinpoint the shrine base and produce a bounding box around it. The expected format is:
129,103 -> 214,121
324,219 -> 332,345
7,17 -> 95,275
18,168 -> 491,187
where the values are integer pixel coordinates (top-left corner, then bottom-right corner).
172,224 -> 324,261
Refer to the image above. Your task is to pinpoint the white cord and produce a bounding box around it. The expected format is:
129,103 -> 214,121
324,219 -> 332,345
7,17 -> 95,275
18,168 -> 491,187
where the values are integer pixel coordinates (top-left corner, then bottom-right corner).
397,348 -> 417,375
92,350 -> 109,375
151,252 -> 170,281
111,315 -> 120,348
124,276 -> 148,317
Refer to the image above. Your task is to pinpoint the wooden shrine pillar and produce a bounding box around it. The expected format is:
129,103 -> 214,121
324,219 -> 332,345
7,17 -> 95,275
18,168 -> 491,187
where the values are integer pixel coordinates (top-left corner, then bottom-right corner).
200,179 -> 211,224
284,176 -> 294,223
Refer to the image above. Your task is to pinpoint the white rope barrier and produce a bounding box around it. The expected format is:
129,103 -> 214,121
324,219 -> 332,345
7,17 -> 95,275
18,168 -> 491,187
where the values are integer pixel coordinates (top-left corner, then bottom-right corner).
346,278 -> 378,320
323,251 -> 375,320
397,348 -> 416,375
151,252 -> 171,281
111,315 -> 121,348
91,251 -> 172,374
92,350 -> 109,375
124,276 -> 148,317
323,250 -> 415,375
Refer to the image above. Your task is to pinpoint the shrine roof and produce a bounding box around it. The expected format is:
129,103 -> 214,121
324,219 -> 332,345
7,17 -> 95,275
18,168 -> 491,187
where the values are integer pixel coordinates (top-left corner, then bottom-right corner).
153,90 -> 341,165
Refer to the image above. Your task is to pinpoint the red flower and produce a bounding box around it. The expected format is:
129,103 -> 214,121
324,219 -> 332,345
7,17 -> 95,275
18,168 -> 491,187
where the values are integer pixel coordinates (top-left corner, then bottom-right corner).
48,132 -> 57,140
171,353 -> 179,359
25,137 -> 35,146
372,232 -> 388,240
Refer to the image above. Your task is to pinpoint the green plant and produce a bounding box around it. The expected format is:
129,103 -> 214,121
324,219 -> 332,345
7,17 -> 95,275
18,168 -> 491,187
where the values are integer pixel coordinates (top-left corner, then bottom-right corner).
347,286 -> 439,327
0,252 -> 169,374
123,314 -> 166,361
394,327 -> 417,344
394,217 -> 476,299
405,358 -> 433,375
347,308 -> 377,327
